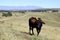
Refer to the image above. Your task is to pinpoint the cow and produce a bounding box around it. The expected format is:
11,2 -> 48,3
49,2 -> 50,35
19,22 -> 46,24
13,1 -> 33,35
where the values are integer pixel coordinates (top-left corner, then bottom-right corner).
29,17 -> 45,36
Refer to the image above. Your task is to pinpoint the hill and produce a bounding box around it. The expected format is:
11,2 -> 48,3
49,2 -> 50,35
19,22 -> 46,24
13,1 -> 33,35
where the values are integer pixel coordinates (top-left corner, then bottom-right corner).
0,6 -> 41,10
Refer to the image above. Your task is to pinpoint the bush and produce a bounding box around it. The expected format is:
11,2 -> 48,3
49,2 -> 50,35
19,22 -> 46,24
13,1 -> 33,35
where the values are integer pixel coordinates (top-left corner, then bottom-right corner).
2,13 -> 8,17
2,12 -> 12,17
7,12 -> 12,16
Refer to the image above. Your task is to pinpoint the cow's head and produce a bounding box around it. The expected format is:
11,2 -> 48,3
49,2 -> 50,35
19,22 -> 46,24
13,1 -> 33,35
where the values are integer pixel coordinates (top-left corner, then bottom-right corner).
36,18 -> 45,27
38,18 -> 45,24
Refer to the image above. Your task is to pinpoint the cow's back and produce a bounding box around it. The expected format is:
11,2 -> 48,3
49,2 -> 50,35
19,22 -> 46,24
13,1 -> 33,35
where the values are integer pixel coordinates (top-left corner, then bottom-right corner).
29,17 -> 37,28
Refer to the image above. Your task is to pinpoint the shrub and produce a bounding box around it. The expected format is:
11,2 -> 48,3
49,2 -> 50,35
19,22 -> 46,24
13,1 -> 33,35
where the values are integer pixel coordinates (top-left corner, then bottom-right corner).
2,12 -> 12,17
2,13 -> 8,17
7,12 -> 12,16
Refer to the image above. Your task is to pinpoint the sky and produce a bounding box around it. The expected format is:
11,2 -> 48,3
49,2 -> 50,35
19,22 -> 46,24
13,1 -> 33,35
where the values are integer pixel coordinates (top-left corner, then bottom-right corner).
0,0 -> 60,8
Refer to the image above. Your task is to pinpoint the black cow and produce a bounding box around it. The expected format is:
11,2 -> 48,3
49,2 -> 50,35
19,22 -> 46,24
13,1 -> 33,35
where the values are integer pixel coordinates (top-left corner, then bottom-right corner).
29,17 -> 45,36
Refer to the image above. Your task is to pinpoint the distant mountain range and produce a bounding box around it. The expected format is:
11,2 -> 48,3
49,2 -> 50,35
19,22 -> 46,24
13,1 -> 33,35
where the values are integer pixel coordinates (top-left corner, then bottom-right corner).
0,6 -> 41,10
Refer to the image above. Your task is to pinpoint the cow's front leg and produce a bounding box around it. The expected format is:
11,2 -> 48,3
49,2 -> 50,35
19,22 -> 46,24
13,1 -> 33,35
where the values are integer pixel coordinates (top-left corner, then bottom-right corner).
37,27 -> 42,36
36,28 -> 39,36
37,29 -> 40,36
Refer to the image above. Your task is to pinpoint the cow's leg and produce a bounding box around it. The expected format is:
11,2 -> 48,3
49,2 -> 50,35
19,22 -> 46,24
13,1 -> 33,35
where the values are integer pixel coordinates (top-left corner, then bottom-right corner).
36,28 -> 40,36
29,27 -> 32,35
36,28 -> 38,36
32,27 -> 34,35
37,30 -> 39,36
38,29 -> 40,36
38,27 -> 42,36
39,27 -> 41,33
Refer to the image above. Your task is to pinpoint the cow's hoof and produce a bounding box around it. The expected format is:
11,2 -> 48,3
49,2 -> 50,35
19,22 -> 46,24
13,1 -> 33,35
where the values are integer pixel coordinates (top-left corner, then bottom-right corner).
37,34 -> 39,36
30,34 -> 32,36
32,33 -> 34,35
29,33 -> 32,35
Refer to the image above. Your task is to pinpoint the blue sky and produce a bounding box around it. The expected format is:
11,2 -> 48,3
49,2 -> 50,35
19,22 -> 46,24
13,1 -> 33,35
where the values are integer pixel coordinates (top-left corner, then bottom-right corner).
0,0 -> 60,8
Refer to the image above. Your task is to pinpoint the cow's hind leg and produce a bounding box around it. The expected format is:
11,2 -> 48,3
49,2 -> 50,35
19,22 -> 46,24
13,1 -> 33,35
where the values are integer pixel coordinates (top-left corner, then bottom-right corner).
29,27 -> 32,35
32,27 -> 34,35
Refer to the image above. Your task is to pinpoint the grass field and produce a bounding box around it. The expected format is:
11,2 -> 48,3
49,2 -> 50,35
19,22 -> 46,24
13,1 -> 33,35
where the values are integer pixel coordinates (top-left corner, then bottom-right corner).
0,12 -> 60,40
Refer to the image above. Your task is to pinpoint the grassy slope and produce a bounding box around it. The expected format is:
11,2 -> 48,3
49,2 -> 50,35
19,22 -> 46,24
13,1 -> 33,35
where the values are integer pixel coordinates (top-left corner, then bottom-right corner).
0,12 -> 60,40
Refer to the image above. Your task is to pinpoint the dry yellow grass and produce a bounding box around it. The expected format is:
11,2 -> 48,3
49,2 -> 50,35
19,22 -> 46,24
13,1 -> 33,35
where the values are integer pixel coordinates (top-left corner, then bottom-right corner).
0,12 -> 60,40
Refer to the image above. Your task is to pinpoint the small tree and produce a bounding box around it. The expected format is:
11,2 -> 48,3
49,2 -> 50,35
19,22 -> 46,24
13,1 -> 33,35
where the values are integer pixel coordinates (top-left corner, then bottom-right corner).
52,10 -> 58,12
7,12 -> 12,16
